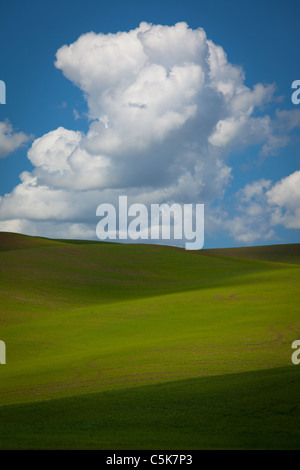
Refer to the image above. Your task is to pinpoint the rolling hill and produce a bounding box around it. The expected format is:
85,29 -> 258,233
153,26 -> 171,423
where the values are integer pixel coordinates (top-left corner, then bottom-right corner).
0,232 -> 299,449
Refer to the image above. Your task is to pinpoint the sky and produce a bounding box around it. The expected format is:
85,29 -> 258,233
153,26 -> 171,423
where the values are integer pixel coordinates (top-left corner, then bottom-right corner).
0,0 -> 299,249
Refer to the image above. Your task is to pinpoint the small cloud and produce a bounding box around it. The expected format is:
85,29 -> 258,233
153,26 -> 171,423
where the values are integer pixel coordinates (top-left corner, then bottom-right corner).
55,101 -> 68,109
73,108 -> 80,120
0,119 -> 32,159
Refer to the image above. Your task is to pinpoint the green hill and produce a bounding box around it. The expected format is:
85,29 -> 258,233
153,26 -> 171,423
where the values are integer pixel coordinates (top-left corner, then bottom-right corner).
0,231 -> 63,252
0,232 -> 299,449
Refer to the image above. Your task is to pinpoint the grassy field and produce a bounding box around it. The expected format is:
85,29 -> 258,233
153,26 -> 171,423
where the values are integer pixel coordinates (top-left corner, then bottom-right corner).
0,232 -> 299,449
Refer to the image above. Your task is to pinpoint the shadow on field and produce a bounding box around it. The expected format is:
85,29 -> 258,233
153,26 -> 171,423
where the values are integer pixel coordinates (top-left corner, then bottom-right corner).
0,365 -> 299,450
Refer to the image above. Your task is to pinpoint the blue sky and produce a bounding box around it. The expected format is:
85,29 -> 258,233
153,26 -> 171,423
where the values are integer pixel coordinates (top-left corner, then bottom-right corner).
0,0 -> 299,248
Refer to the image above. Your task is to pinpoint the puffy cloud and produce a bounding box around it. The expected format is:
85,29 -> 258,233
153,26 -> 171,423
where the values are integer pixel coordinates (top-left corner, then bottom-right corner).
0,120 -> 31,159
220,179 -> 275,244
220,171 -> 300,243
267,170 -> 300,210
208,115 -> 272,148
54,22 -> 278,192
27,127 -> 110,190
0,22 -> 299,243
267,170 -> 300,228
239,179 -> 272,202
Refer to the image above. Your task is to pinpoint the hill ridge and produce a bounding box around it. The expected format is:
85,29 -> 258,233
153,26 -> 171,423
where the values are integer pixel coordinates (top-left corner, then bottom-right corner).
1,231 -> 299,264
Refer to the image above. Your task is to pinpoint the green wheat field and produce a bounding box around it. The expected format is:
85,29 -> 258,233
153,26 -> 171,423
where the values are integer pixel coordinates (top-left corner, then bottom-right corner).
0,232 -> 299,449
